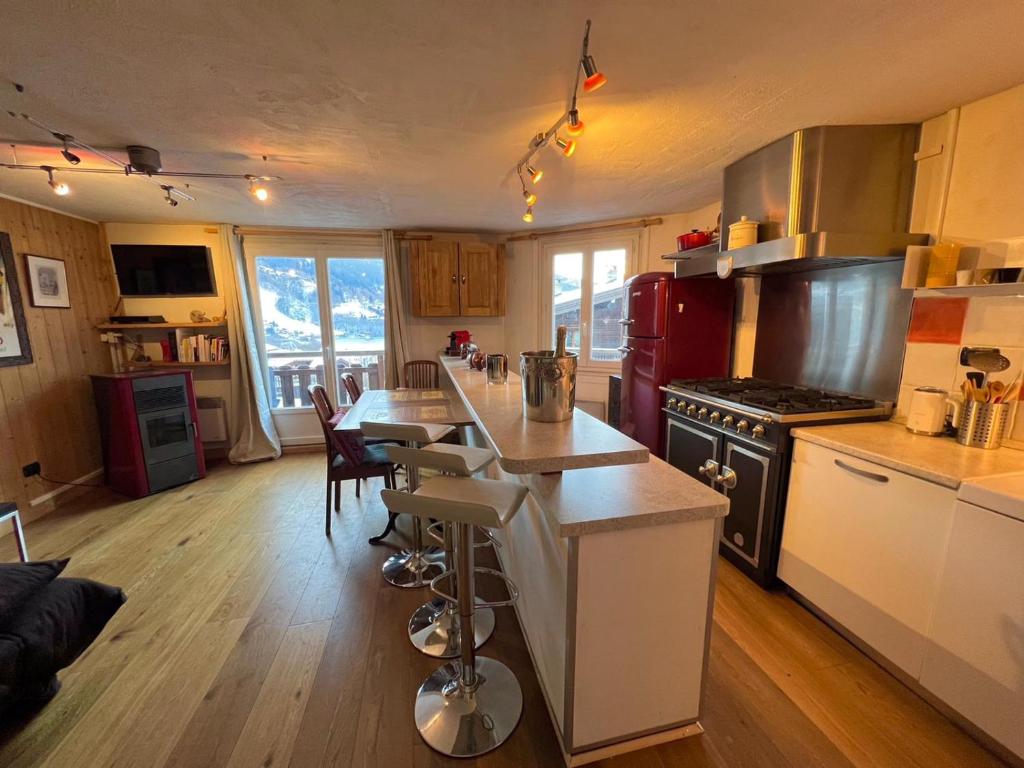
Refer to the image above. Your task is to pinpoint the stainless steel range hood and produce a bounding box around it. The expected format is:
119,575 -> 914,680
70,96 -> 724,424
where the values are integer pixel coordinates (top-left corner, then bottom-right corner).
675,124 -> 929,278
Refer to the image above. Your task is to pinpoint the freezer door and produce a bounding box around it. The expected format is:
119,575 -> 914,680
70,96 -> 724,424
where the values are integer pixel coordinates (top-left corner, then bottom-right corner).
619,337 -> 667,455
623,277 -> 668,338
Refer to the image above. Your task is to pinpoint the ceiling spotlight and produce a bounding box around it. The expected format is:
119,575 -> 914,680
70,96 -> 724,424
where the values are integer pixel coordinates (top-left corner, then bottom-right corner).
523,189 -> 537,207
161,185 -> 179,207
526,165 -> 543,184
554,136 -> 576,158
43,166 -> 70,196
566,109 -> 585,137
249,178 -> 270,202
581,54 -> 607,93
522,207 -> 534,224
56,133 -> 81,165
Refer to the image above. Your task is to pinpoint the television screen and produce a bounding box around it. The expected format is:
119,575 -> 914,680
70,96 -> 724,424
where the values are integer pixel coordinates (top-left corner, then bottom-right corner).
110,244 -> 216,297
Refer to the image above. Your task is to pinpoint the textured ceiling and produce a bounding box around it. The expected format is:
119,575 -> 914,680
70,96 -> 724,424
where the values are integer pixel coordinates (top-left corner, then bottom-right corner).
1,1 -> 1023,230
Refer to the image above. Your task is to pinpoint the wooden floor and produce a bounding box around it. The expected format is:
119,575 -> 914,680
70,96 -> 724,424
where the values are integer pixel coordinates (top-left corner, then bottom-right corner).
0,453 -> 1007,768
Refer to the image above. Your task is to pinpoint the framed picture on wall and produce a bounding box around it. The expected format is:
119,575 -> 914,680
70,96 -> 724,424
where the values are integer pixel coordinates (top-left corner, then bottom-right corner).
24,253 -> 71,308
0,232 -> 34,367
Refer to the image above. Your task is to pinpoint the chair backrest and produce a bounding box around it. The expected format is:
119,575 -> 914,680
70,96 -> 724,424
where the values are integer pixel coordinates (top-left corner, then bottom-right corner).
404,360 -> 440,389
341,372 -> 362,404
309,384 -> 365,464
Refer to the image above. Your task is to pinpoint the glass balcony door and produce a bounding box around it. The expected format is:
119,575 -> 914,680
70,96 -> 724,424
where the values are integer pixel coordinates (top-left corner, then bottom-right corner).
246,237 -> 386,439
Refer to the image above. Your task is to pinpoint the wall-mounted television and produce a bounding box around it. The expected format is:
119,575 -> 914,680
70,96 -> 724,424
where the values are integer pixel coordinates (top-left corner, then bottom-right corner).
110,244 -> 216,297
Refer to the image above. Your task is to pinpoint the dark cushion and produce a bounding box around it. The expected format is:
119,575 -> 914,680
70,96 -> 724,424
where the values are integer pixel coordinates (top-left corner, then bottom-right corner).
0,560 -> 69,626
0,501 -> 16,516
332,442 -> 394,469
0,577 -> 126,686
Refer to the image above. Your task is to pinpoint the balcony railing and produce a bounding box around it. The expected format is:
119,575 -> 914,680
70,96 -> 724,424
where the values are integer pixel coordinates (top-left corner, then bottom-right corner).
267,350 -> 384,408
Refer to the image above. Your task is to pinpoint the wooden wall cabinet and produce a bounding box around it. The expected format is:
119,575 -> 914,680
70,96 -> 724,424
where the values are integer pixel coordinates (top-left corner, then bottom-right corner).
409,241 -> 505,317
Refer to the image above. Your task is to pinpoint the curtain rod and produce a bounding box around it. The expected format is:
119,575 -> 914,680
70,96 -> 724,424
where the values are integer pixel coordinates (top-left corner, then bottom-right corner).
506,217 -> 663,242
232,225 -> 433,241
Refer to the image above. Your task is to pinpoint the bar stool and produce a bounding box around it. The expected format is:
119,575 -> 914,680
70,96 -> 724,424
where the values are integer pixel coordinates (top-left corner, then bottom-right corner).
381,474 -> 528,758
360,420 -> 454,588
387,442 -> 497,658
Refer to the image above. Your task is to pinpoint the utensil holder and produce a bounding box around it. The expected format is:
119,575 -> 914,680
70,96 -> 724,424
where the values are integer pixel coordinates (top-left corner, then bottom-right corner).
520,351 -> 577,422
956,401 -> 1010,449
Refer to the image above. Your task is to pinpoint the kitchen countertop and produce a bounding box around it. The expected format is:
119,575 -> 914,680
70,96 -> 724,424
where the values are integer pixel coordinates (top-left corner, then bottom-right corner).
523,457 -> 728,537
959,472 -> 1024,522
792,421 -> 1024,489
440,356 -> 649,474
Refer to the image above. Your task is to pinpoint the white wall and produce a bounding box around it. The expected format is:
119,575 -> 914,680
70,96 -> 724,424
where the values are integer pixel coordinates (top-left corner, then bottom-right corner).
102,222 -> 234,414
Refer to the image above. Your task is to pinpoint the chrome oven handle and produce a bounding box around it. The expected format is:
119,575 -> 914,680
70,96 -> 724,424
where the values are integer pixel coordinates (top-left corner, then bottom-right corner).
834,459 -> 889,484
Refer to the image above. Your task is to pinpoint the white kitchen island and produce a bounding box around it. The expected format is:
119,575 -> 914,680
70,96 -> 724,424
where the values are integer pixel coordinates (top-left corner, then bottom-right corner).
439,357 -> 729,766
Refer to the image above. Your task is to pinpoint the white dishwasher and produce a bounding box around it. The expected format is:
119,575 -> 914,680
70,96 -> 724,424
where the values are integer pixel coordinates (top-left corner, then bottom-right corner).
920,472 -> 1024,760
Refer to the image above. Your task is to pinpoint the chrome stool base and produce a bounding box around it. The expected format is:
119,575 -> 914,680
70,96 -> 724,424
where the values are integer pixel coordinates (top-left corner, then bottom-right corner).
414,657 -> 523,758
381,546 -> 444,588
409,598 -> 495,658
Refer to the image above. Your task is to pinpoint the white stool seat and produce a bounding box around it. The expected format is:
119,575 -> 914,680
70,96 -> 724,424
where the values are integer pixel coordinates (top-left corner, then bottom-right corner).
382,477 -> 527,530
389,443 -> 494,476
360,420 -> 455,444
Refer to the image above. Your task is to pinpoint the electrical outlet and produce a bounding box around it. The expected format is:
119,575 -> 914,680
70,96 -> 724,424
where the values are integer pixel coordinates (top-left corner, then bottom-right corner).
22,462 -> 40,478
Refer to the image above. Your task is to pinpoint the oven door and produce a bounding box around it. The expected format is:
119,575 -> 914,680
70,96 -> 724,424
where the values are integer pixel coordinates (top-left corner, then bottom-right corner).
664,413 -> 722,487
718,437 -> 782,575
137,406 -> 196,465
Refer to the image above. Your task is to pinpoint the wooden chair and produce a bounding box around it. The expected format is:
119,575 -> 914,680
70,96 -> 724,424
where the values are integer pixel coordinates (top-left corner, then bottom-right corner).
340,372 -> 362,404
403,360 -> 440,389
309,384 -> 396,537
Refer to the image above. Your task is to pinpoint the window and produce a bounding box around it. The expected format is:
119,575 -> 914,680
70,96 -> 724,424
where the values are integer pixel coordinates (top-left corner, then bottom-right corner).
246,237 -> 386,413
542,234 -> 637,368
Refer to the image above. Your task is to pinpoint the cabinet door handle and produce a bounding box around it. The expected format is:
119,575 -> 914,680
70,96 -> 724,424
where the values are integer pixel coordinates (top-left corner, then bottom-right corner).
461,274 -> 467,284
834,459 -> 889,484
451,274 -> 457,282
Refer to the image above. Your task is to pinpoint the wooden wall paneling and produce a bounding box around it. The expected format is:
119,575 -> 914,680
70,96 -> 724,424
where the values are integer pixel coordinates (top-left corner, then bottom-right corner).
0,198 -> 117,522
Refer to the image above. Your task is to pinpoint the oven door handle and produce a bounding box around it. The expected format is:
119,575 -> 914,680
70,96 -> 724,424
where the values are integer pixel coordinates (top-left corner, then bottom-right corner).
834,459 -> 889,484
716,465 -> 738,490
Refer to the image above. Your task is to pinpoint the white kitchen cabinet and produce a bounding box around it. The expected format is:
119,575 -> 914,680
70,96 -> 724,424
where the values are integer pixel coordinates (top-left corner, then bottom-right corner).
778,439 -> 956,677
920,499 -> 1024,758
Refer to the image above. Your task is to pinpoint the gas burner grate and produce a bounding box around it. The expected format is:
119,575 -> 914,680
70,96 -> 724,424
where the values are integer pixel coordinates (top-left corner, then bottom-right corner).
669,377 -> 878,414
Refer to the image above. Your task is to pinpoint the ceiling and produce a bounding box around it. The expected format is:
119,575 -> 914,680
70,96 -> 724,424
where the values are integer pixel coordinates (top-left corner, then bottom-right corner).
1,1 -> 1023,231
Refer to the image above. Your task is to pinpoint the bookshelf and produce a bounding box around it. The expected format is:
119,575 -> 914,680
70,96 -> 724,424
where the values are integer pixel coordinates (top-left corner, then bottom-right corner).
99,320 -> 230,373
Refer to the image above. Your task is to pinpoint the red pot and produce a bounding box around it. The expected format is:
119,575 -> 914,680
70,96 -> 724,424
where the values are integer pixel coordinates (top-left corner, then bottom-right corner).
677,230 -> 712,251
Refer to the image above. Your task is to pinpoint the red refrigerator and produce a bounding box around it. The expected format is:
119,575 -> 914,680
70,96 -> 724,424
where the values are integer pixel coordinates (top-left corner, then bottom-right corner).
619,272 -> 735,458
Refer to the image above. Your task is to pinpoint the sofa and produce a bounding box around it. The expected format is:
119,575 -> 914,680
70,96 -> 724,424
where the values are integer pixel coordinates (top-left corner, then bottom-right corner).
0,558 -> 125,717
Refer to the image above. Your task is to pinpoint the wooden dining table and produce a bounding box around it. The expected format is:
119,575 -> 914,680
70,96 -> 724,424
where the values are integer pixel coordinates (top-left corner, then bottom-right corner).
333,386 -> 475,433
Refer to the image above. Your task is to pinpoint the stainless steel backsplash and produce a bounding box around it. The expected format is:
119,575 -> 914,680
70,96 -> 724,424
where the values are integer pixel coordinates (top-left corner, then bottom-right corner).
751,260 -> 911,401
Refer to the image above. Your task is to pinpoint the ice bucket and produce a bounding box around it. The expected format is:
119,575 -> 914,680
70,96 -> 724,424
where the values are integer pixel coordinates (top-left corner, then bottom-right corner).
520,326 -> 577,422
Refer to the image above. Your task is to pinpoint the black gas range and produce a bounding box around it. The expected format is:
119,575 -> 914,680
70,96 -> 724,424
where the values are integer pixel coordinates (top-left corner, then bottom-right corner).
661,377 -> 891,587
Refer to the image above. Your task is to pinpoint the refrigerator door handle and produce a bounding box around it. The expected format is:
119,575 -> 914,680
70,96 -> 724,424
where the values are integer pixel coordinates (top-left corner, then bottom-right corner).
617,346 -> 633,355
618,318 -> 635,325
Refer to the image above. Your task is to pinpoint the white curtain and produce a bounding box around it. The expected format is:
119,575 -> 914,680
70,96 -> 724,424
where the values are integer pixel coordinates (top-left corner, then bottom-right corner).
218,224 -> 282,462
382,229 -> 409,389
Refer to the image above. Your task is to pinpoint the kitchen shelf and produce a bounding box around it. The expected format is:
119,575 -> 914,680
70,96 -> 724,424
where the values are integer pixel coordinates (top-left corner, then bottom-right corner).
660,241 -> 721,261
128,360 -> 230,368
96,321 -> 227,330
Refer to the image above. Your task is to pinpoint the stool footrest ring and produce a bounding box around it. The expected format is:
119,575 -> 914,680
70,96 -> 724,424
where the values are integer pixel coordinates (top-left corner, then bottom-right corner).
429,567 -> 519,609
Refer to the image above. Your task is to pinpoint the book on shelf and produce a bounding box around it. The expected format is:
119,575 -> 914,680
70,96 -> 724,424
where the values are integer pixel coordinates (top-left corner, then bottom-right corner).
173,329 -> 230,363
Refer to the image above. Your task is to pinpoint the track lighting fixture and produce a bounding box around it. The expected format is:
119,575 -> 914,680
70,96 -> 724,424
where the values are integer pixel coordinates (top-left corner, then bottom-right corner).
43,166 -> 70,196
1,101 -> 282,208
161,185 -> 179,207
56,133 -> 81,165
581,55 -> 607,93
566,109 -> 585,137
507,19 -> 607,223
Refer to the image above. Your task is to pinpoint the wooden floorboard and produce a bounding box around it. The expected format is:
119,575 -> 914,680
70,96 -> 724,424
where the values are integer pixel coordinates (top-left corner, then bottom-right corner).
0,453 -> 1008,768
